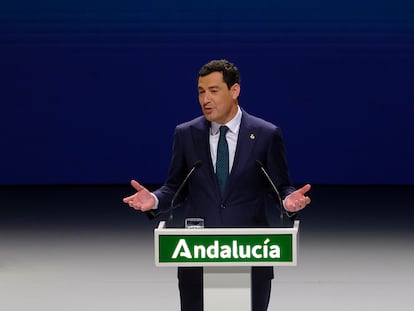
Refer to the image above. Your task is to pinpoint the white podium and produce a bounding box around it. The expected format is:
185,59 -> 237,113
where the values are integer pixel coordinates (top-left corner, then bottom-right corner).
154,220 -> 299,311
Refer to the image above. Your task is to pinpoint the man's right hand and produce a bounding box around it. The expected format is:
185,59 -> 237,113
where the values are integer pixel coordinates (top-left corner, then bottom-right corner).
122,180 -> 155,212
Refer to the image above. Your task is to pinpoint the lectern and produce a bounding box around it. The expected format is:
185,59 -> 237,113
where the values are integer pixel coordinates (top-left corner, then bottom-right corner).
154,220 -> 299,311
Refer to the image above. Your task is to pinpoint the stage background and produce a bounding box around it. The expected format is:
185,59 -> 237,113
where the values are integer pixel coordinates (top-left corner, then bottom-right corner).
1,0 -> 413,186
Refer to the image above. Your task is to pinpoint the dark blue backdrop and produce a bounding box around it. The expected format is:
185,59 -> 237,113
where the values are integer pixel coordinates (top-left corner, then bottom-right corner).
1,1 -> 413,185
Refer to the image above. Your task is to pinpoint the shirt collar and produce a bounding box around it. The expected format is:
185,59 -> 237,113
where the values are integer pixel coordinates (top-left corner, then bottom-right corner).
211,106 -> 242,135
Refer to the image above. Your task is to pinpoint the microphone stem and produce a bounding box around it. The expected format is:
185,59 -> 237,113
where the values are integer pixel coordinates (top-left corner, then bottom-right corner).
168,162 -> 201,227
256,161 -> 284,226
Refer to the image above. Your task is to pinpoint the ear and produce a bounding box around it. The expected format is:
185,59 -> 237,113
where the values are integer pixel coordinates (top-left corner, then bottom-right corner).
231,83 -> 241,99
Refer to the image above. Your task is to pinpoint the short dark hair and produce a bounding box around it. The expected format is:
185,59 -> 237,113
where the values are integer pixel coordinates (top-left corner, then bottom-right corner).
198,59 -> 240,89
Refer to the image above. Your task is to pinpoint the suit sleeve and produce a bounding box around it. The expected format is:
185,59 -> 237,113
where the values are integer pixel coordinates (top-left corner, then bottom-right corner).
266,127 -> 298,220
149,125 -> 188,218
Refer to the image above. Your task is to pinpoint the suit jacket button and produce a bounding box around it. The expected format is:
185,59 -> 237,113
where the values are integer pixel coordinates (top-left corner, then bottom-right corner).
221,204 -> 226,209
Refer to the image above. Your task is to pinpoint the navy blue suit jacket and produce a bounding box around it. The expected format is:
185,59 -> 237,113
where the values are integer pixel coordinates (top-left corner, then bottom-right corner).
152,109 -> 296,228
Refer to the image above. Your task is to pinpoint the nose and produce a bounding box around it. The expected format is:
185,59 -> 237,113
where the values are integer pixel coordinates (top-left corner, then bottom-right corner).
201,91 -> 211,104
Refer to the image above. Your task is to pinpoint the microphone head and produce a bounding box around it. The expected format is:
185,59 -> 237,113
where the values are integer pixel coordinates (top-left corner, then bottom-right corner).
194,160 -> 202,168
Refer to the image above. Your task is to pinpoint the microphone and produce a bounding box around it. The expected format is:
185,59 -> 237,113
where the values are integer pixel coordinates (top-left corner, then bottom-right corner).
256,160 -> 284,225
167,161 -> 202,227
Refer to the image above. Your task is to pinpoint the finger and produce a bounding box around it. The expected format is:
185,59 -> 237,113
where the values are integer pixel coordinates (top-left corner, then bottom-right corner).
140,204 -> 154,212
122,194 -> 135,203
129,203 -> 142,210
130,179 -> 144,192
298,184 -> 311,195
284,199 -> 296,212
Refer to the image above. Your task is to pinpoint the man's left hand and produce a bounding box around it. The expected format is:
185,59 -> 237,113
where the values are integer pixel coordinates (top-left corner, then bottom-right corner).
283,184 -> 311,212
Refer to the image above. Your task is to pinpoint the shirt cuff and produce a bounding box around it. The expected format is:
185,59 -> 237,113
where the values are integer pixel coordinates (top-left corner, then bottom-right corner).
150,193 -> 159,210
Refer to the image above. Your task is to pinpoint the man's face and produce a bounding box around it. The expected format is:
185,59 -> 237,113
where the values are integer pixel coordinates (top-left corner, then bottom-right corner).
198,71 -> 240,124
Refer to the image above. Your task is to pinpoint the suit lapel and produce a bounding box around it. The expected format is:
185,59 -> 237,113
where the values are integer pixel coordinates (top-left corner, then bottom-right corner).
225,112 -> 257,197
191,118 -> 218,190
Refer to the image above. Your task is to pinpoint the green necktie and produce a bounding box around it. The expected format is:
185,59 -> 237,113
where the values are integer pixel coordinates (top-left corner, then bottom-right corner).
216,126 -> 229,195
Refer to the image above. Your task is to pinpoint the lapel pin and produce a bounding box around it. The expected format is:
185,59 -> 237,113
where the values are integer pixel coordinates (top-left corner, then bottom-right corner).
250,133 -> 255,140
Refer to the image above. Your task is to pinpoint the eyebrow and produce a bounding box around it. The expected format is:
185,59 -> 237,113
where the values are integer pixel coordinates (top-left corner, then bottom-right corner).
198,85 -> 220,90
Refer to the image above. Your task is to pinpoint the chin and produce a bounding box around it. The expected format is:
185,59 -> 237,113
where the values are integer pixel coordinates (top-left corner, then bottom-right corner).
203,112 -> 215,122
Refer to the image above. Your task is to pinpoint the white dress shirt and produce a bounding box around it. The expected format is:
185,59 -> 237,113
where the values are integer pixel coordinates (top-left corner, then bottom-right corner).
209,106 -> 242,174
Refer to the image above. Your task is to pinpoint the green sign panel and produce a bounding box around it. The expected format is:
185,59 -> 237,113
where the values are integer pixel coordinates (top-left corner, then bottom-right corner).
158,234 -> 293,263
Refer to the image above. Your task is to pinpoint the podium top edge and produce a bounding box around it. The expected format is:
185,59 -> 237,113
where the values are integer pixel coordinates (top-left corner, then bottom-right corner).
155,220 -> 299,234
293,220 -> 300,230
158,221 -> 167,229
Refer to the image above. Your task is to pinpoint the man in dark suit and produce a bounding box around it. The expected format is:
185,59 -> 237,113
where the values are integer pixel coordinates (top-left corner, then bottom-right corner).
123,59 -> 311,311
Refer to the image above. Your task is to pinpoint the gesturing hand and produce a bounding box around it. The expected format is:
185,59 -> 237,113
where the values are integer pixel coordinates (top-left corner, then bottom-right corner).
122,180 -> 156,212
283,184 -> 311,213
